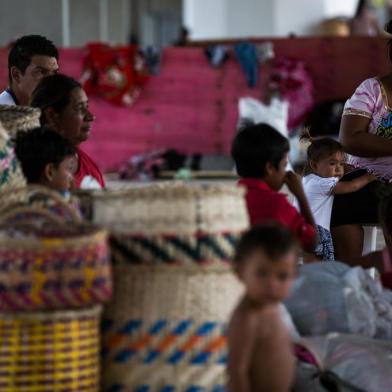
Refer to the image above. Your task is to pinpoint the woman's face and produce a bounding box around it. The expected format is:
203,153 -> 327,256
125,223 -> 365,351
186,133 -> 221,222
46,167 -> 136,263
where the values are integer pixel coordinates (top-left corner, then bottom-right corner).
57,87 -> 94,146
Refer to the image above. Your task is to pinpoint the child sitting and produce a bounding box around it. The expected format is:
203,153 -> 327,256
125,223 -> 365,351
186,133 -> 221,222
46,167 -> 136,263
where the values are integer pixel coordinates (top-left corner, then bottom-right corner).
302,134 -> 375,260
14,127 -> 76,194
231,123 -> 317,253
227,224 -> 297,392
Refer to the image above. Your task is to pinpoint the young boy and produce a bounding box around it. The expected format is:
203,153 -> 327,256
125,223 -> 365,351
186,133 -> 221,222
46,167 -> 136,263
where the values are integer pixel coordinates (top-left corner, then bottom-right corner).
231,123 -> 317,252
227,224 -> 297,392
14,127 -> 76,193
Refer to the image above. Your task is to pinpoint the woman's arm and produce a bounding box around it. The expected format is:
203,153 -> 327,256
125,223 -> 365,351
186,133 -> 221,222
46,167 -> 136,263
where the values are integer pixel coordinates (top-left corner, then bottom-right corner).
340,115 -> 392,157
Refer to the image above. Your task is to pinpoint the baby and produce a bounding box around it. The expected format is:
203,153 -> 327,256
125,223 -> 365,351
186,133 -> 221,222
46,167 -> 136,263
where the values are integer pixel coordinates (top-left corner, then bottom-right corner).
227,224 -> 298,392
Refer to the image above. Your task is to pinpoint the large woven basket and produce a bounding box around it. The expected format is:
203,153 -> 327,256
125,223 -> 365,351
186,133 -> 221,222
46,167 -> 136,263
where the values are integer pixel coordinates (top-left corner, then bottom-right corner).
0,185 -> 82,223
0,305 -> 101,391
0,122 -> 26,198
0,105 -> 41,138
89,183 -> 249,391
0,205 -> 112,311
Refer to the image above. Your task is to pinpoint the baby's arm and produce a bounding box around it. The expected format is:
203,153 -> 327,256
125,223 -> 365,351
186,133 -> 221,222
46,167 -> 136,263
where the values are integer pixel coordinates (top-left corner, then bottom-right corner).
227,311 -> 254,392
332,173 -> 376,195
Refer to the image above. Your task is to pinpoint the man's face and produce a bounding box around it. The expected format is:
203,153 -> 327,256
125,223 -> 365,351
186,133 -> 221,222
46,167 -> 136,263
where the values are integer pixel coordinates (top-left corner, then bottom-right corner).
11,55 -> 59,102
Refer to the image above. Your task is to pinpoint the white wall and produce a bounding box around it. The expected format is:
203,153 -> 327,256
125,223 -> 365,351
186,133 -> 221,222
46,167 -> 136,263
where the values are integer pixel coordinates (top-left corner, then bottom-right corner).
324,0 -> 358,18
274,0 -> 325,36
183,0 -> 227,40
226,0 -> 274,38
183,0 -> 363,40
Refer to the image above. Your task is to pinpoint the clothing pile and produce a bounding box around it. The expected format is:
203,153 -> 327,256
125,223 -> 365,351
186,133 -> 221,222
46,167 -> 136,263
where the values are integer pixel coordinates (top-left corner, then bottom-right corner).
81,42 -> 149,107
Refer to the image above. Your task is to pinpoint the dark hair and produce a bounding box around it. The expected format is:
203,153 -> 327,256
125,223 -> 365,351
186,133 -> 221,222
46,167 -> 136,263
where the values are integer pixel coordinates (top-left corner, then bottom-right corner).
378,185 -> 392,235
8,35 -> 58,84
301,129 -> 344,173
231,123 -> 289,178
30,74 -> 81,125
355,0 -> 374,18
234,224 -> 297,265
14,127 -> 76,183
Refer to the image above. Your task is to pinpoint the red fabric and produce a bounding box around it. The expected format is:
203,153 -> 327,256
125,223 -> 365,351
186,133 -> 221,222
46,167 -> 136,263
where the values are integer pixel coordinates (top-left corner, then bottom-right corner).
239,178 -> 316,249
81,43 -> 148,107
74,148 -> 105,189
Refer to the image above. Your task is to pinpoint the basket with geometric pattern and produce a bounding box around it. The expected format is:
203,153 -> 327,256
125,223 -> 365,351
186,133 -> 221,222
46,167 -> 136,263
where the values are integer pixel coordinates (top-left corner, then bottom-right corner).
94,182 -> 249,391
0,122 -> 26,199
0,305 -> 101,391
0,207 -> 111,311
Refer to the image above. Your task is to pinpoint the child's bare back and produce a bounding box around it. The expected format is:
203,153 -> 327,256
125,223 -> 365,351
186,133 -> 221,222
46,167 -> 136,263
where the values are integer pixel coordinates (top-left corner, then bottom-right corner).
228,300 -> 295,392
227,224 -> 298,392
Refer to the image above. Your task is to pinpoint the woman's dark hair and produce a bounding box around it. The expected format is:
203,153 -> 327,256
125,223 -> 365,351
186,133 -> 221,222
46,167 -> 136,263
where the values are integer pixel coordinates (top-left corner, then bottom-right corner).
14,127 -> 76,183
231,123 -> 289,178
8,35 -> 58,84
355,0 -> 370,18
301,128 -> 344,173
234,223 -> 297,265
30,74 -> 81,125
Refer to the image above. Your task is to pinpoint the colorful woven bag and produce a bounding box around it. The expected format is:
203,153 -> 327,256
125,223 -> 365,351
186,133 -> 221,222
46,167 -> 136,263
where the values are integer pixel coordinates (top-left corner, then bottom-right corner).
0,206 -> 112,311
84,183 -> 249,391
0,305 -> 101,391
0,122 -> 26,199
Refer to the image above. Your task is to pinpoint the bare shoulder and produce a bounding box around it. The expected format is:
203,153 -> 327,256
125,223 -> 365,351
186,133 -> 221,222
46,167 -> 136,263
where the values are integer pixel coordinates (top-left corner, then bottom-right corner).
228,301 -> 285,340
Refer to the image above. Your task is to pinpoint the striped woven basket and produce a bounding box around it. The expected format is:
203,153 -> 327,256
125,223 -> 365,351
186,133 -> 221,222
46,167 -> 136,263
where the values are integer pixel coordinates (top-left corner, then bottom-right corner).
0,207 -> 112,311
0,105 -> 41,138
0,185 -> 82,223
92,183 -> 249,391
0,122 -> 26,198
0,305 -> 101,391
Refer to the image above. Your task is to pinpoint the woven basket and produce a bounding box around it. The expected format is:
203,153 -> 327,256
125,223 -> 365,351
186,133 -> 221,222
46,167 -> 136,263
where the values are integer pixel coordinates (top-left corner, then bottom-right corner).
0,305 -> 101,391
0,185 -> 82,223
99,182 -> 249,391
0,207 -> 112,311
0,122 -> 26,198
0,105 -> 41,138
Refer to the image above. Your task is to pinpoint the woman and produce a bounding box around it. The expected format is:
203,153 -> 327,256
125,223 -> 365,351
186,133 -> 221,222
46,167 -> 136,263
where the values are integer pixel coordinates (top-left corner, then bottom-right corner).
30,74 -> 105,189
331,20 -> 392,260
350,0 -> 380,37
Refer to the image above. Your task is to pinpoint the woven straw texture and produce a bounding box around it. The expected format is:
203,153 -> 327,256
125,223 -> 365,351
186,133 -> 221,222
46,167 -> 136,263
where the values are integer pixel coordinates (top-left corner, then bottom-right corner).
0,122 -> 26,198
0,306 -> 101,391
76,182 -> 249,235
0,105 -> 41,138
0,206 -> 112,311
100,183 -> 248,391
0,185 -> 82,223
102,264 -> 242,391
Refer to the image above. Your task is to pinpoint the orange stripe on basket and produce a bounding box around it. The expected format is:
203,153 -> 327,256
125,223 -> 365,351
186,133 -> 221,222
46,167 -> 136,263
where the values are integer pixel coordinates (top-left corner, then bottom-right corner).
204,336 -> 227,352
106,334 -> 125,349
180,335 -> 201,352
129,335 -> 152,350
157,335 -> 177,351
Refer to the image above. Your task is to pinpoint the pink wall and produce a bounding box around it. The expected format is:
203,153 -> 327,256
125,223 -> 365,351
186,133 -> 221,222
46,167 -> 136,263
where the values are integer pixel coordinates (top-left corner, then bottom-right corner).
0,37 -> 389,172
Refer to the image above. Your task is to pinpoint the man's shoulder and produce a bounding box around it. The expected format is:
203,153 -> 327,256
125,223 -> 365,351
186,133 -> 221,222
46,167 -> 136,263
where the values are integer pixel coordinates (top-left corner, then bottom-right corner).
0,90 -> 16,106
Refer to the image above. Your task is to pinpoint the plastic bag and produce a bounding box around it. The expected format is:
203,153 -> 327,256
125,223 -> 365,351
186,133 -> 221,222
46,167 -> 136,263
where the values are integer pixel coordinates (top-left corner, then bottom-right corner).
285,262 -> 378,337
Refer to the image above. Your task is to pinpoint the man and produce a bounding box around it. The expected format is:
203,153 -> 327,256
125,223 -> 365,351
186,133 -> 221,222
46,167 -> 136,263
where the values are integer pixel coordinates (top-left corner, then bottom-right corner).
0,35 -> 59,106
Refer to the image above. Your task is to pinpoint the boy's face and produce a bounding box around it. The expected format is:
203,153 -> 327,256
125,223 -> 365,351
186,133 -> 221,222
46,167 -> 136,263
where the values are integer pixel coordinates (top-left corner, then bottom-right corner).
45,155 -> 76,192
238,248 -> 297,305
311,151 -> 345,178
12,55 -> 59,103
264,153 -> 288,191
